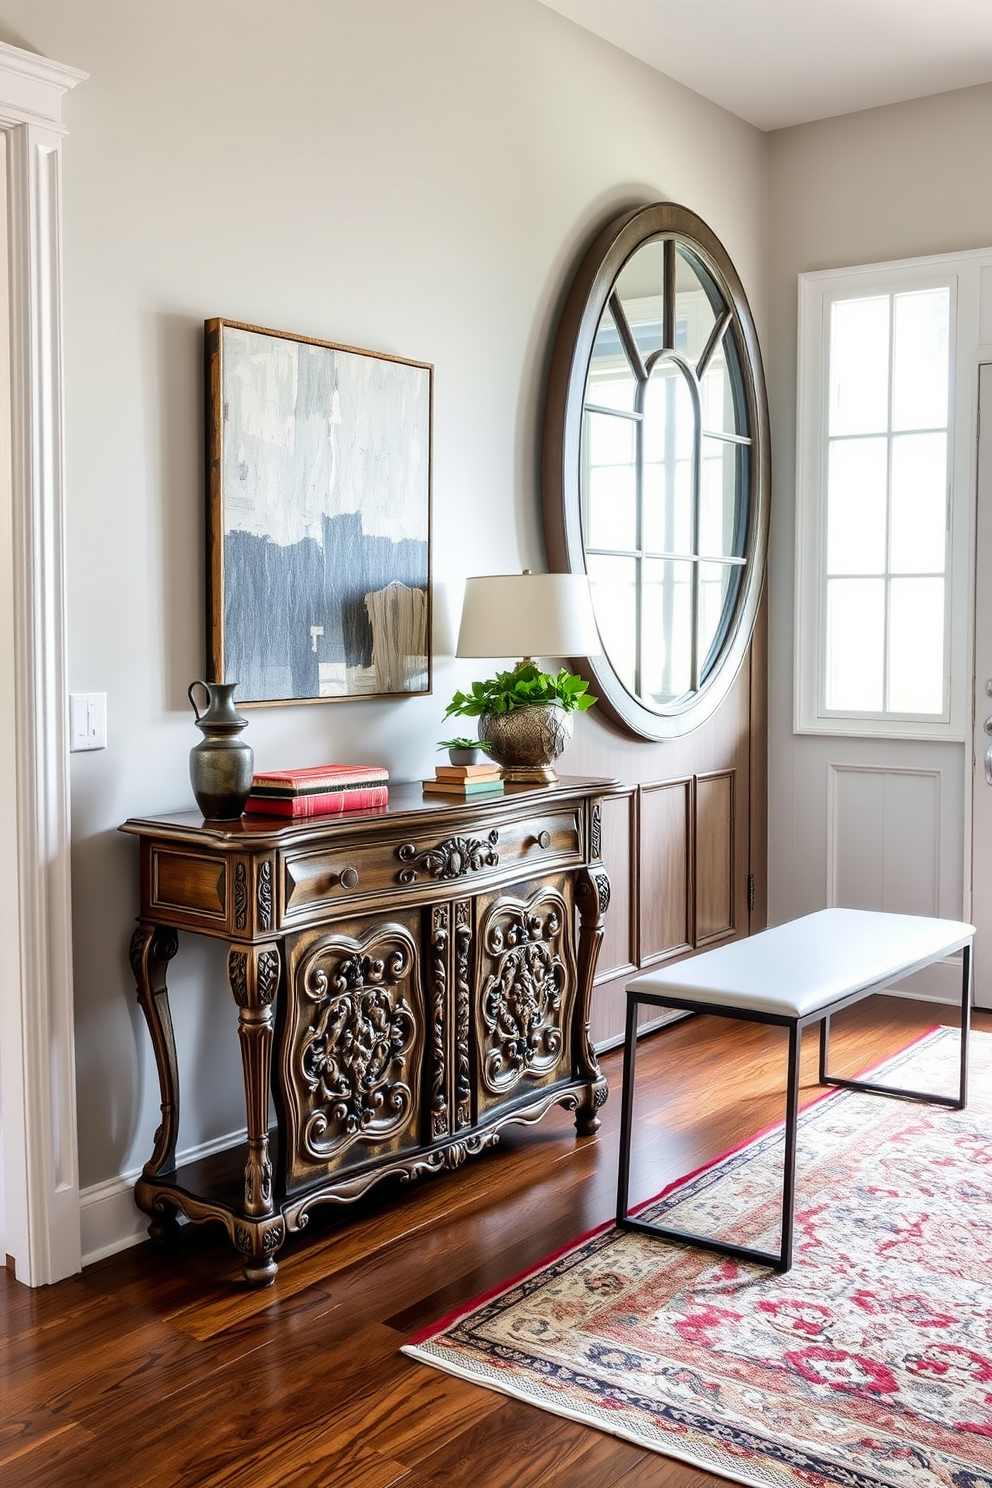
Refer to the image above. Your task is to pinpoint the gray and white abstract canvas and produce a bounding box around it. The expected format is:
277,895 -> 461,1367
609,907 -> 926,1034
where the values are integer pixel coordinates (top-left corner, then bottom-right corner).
214,323 -> 431,703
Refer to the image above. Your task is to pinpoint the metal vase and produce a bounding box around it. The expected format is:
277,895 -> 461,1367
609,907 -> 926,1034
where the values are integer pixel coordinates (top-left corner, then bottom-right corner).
187,680 -> 254,820
479,703 -> 573,784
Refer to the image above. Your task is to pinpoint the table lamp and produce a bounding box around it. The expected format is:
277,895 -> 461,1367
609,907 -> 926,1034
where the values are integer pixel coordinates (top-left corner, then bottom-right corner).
455,571 -> 600,783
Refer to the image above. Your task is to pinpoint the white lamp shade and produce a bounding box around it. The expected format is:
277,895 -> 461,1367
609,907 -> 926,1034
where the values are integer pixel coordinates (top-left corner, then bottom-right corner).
456,572 -> 601,660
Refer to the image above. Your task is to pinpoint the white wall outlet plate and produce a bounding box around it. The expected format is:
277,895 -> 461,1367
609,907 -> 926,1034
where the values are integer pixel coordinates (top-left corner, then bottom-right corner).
69,693 -> 107,751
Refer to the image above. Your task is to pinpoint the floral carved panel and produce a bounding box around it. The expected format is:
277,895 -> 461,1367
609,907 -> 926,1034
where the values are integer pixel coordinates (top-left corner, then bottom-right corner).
475,883 -> 576,1106
281,920 -> 423,1190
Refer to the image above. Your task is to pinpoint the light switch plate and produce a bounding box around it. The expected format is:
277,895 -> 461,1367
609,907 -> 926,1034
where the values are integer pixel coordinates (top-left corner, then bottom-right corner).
69,692 -> 107,751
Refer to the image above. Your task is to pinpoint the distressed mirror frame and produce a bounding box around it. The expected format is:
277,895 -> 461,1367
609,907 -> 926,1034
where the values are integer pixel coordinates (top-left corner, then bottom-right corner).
542,202 -> 770,741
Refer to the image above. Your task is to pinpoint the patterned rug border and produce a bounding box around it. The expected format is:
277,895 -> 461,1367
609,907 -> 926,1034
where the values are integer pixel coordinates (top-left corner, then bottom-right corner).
406,1019 -> 944,1349
401,1023 -> 976,1488
402,1332 -> 809,1488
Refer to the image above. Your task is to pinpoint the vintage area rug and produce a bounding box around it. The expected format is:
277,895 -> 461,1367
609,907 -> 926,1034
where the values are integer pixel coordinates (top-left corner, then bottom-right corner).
404,1028 -> 992,1488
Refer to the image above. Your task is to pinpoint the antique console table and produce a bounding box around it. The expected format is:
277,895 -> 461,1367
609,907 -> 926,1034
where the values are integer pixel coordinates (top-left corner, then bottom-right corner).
121,777 -> 613,1283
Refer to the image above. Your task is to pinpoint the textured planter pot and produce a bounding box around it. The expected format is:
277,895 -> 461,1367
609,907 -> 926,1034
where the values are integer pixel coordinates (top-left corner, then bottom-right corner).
479,703 -> 574,784
447,746 -> 487,765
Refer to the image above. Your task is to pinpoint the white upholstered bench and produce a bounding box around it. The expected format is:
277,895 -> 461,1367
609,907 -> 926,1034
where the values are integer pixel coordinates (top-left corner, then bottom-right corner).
616,908 -> 974,1272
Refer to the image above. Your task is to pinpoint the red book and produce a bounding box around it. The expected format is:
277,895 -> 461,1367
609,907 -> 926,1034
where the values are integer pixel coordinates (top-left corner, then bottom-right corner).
250,763 -> 388,799
244,784 -> 389,818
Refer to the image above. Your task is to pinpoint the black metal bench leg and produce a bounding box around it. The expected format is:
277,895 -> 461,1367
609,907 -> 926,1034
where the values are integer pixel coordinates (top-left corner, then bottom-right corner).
617,1006 -> 800,1272
780,1021 -> 801,1272
818,1015 -> 830,1083
819,938 -> 973,1111
615,993 -> 639,1226
958,941 -> 972,1110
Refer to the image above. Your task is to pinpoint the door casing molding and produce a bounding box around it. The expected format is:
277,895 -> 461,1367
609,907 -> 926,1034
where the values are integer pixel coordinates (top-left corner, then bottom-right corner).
0,40 -> 86,1285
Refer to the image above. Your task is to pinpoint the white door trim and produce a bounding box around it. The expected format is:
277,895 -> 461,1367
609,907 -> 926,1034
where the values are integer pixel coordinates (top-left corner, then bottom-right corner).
969,362 -> 992,1009
0,42 -> 85,1285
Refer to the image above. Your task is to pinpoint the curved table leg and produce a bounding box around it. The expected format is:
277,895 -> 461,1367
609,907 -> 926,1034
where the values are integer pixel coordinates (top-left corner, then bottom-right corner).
573,863 -> 611,1134
129,923 -> 181,1182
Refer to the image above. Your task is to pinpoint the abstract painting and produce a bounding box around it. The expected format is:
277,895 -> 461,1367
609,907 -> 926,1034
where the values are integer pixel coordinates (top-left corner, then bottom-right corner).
206,319 -> 432,704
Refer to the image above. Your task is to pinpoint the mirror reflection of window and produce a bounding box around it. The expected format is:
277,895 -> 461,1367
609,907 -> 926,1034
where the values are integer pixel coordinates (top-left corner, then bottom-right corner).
579,236 -> 753,714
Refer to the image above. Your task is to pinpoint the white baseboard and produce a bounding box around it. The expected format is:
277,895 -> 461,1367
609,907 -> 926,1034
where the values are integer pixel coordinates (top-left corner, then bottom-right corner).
886,957 -> 964,1006
79,1128 -> 246,1268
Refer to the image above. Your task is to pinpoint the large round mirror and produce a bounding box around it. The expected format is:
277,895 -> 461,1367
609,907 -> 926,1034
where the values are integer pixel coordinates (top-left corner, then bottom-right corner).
543,203 -> 769,740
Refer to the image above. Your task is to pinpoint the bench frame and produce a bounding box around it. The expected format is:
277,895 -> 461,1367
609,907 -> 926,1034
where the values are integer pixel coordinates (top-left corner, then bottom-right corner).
616,937 -> 972,1272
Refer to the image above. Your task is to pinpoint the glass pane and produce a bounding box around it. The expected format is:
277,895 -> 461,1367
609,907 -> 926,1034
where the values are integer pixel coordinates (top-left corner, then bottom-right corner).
675,246 -> 722,366
586,461 -> 637,552
888,577 -> 945,714
643,358 -> 695,464
586,407 -> 635,467
698,561 -> 737,675
699,348 -> 729,434
615,239 -> 665,362
586,305 -> 637,413
890,432 -> 947,575
892,287 -> 950,432
643,455 -> 691,555
643,558 -> 693,703
825,577 -> 884,711
829,296 -> 890,436
582,409 -> 637,553
699,438 -> 741,559
586,553 -> 637,694
643,358 -> 696,559
826,437 -> 887,574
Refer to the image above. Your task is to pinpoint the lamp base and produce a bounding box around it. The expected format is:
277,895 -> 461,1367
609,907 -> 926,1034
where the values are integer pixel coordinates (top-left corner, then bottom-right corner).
500,763 -> 560,786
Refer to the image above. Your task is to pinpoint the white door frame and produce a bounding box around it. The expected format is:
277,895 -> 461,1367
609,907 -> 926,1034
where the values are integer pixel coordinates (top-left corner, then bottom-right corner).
0,42 -> 85,1285
969,362 -> 992,1008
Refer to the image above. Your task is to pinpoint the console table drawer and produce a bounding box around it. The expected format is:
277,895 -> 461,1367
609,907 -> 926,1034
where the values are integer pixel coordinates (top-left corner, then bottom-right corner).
280,806 -> 582,920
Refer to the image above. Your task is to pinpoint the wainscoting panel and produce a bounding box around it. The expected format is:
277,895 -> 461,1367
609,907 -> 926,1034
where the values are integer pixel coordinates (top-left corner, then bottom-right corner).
596,787 -> 637,982
640,779 -> 692,964
695,769 -> 735,943
828,764 -> 940,916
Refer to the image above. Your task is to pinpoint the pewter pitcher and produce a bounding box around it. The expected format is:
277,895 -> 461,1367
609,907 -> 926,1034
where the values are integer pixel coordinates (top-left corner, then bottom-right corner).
188,680 -> 253,820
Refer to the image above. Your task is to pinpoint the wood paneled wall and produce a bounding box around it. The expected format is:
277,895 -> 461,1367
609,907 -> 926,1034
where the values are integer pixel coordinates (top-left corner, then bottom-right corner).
568,597 -> 767,1049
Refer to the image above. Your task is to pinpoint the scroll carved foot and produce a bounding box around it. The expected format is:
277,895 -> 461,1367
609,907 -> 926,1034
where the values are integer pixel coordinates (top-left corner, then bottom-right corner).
574,1078 -> 609,1136
147,1200 -> 182,1248
234,1217 -> 284,1287
243,1256 -> 278,1287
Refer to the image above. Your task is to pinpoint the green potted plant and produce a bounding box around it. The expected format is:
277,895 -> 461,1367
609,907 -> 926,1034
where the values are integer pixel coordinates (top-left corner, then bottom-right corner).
444,663 -> 596,784
436,736 -> 493,766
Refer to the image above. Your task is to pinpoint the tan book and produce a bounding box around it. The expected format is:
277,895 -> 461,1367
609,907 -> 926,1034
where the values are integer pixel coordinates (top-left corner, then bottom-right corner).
434,763 -> 502,780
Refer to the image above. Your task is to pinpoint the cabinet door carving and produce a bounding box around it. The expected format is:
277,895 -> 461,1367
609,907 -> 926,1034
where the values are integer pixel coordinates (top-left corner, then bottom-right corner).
281,917 -> 424,1193
475,879 -> 576,1110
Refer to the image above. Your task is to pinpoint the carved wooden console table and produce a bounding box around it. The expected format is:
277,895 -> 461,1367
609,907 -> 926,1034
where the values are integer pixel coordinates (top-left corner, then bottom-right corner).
121,777 -> 613,1283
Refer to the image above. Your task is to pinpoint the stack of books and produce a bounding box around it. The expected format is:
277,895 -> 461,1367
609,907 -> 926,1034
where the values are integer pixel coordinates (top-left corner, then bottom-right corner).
244,764 -> 389,819
422,762 -> 504,798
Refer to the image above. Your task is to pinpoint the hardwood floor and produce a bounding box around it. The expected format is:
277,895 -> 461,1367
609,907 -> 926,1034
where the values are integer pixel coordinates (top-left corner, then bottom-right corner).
3,996 -> 986,1488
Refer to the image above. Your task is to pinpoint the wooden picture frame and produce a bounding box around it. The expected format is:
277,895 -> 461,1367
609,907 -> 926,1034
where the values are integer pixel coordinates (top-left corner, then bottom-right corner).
205,318 -> 433,706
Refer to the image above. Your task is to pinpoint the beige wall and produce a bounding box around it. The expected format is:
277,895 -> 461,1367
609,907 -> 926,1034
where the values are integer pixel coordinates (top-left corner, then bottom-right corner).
0,0 -> 767,1201
766,83 -> 992,922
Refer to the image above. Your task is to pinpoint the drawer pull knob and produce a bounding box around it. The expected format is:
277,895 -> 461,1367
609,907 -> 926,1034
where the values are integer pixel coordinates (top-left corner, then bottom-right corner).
537,830 -> 551,849
338,867 -> 360,890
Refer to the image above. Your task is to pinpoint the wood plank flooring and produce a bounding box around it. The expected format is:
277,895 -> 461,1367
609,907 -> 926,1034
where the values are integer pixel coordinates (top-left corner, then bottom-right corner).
3,996 -> 985,1488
